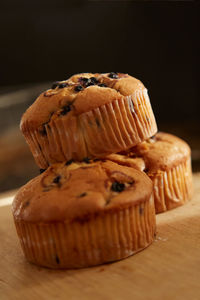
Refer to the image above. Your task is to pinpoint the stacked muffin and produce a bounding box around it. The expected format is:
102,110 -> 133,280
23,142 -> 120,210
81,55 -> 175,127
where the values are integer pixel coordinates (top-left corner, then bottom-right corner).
12,72 -> 193,269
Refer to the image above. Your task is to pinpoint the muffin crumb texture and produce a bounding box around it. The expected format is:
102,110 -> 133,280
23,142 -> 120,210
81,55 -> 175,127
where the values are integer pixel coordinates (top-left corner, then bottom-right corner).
12,71 -> 193,269
13,160 -> 153,223
20,72 -> 157,168
106,132 -> 193,213
12,161 -> 156,269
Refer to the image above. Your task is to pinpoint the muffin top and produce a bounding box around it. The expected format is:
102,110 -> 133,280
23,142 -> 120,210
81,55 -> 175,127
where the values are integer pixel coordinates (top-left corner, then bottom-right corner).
106,132 -> 191,174
12,160 -> 153,223
20,72 -> 144,131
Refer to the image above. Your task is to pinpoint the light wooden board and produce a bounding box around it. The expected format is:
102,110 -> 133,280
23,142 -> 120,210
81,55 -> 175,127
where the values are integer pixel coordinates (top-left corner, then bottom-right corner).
0,174 -> 200,300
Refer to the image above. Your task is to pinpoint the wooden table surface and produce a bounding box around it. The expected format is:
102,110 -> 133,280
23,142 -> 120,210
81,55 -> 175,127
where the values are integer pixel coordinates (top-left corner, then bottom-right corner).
0,174 -> 200,300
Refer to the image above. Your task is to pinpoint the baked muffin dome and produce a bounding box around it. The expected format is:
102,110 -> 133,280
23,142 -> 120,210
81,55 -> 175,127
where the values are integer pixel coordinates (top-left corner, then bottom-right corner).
12,160 -> 156,269
106,132 -> 193,213
21,72 -> 157,169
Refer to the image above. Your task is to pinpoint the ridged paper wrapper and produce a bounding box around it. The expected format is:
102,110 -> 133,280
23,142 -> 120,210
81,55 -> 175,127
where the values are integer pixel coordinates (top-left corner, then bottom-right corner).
23,89 -> 157,168
14,196 -> 156,269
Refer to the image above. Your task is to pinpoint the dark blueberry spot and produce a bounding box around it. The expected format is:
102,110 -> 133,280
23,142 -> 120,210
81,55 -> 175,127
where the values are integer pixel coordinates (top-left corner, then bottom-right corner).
98,83 -> 107,87
80,77 -> 88,82
60,105 -> 71,116
139,207 -> 143,215
108,72 -> 118,79
74,85 -> 83,92
80,77 -> 99,88
40,169 -> 46,174
58,82 -> 68,89
85,77 -> 99,87
39,126 -> 47,136
144,168 -> 149,173
111,181 -> 125,192
89,77 -> 98,84
65,159 -> 74,166
53,175 -> 61,184
95,118 -> 100,127
83,157 -> 90,164
78,192 -> 87,198
51,81 -> 60,89
80,77 -> 89,84
85,81 -> 95,87
55,255 -> 60,264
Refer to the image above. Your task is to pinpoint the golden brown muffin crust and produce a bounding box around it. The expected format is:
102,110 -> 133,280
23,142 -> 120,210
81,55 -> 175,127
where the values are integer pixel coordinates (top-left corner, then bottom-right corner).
106,132 -> 191,174
12,160 -> 153,223
20,73 -> 145,131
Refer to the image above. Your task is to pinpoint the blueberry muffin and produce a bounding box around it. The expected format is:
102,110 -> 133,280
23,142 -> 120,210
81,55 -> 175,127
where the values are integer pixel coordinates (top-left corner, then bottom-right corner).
20,73 -> 157,169
12,160 -> 156,269
106,132 -> 193,213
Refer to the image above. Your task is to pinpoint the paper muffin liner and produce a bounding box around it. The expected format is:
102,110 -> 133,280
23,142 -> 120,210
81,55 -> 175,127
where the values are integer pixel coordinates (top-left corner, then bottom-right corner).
151,157 -> 193,213
14,196 -> 156,269
23,88 -> 157,168
22,123 -> 48,169
78,89 -> 157,158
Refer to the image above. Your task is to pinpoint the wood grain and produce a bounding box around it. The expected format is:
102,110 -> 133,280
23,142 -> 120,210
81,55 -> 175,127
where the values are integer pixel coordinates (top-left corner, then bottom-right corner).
0,173 -> 200,300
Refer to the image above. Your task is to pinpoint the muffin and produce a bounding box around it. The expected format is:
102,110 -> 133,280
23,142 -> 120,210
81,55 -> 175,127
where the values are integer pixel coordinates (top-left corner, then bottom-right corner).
20,72 -> 157,169
12,160 -> 156,269
106,132 -> 193,213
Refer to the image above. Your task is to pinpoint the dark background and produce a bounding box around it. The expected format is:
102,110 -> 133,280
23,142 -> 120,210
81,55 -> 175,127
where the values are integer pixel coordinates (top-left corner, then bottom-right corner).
0,1 -> 199,192
0,1 -> 199,123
